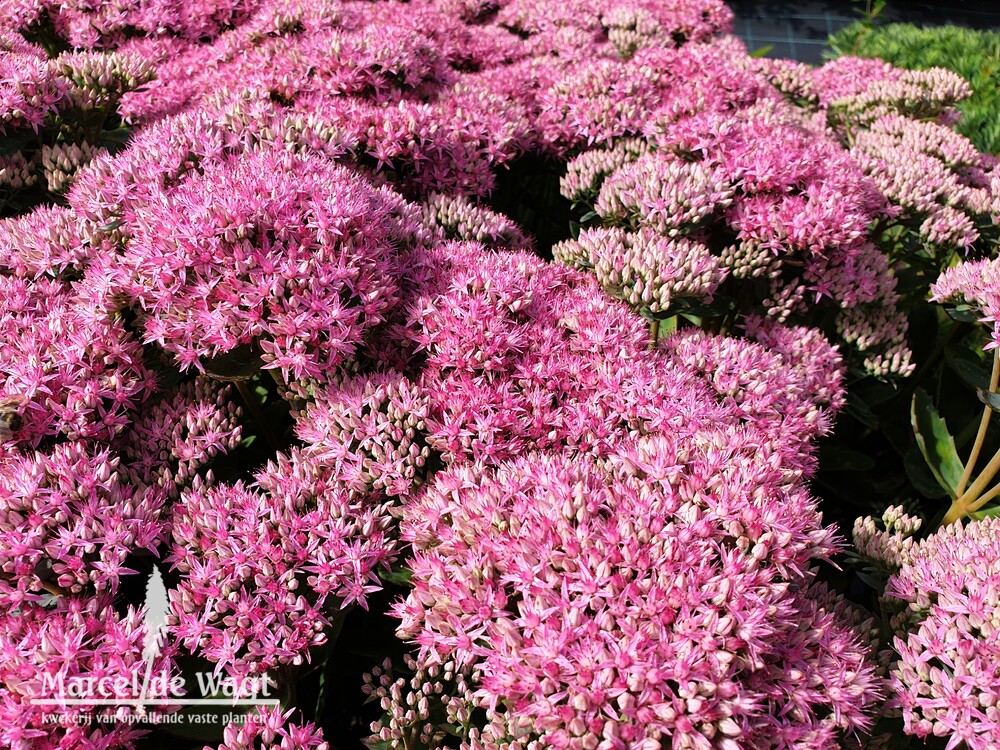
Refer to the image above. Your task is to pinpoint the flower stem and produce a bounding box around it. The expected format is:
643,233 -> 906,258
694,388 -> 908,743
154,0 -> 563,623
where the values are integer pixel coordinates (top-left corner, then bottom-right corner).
967,481 -> 1000,516
649,319 -> 660,348
956,347 -> 1000,496
39,580 -> 66,597
944,444 -> 1000,525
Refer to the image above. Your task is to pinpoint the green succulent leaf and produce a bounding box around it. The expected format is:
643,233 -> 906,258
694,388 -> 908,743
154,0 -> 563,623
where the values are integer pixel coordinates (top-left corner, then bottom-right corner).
911,388 -> 964,499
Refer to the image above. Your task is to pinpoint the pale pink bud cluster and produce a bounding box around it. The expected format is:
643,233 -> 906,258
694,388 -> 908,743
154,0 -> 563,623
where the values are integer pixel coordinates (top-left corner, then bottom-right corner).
421,193 -> 533,252
595,152 -> 736,235
752,57 -> 819,106
555,227 -> 726,316
560,138 -> 649,204
602,7 -> 664,59
118,377 -> 243,499
851,506 -> 923,577
836,304 -> 914,378
0,152 -> 36,196
850,115 -> 995,252
363,655 -> 481,747
819,62 -> 971,127
295,372 -> 431,498
52,51 -> 154,111
40,141 -> 103,194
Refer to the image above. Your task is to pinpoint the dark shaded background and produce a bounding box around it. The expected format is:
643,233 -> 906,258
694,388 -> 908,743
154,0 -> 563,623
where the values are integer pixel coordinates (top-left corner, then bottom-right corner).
728,0 -> 1000,62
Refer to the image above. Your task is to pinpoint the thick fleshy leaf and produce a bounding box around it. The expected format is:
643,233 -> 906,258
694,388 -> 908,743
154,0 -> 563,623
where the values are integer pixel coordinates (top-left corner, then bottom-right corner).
911,388 -> 964,498
947,346 -> 993,391
944,304 -> 980,322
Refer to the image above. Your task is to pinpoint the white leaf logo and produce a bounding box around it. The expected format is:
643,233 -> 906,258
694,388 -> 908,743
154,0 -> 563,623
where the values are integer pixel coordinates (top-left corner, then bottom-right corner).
142,565 -> 170,662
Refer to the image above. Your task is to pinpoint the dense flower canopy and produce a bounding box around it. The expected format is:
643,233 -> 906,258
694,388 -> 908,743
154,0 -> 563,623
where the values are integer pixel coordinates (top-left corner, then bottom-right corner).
1,0 -> 999,748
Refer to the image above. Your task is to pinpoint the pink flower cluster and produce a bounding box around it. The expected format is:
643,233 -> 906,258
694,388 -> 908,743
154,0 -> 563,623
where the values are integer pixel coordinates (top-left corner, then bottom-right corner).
210,706 -> 329,750
932,258 -> 1000,348
0,32 -> 61,135
882,517 -> 1000,750
0,0 -> 258,47
294,372 -> 430,497
0,276 -> 155,451
168,447 -> 396,678
0,35 -> 154,208
4,0 -> 963,746
0,441 -> 166,601
389,444 -> 879,748
554,45 -> 922,376
357,240 -> 877,747
0,595 -> 171,750
113,148 -> 415,380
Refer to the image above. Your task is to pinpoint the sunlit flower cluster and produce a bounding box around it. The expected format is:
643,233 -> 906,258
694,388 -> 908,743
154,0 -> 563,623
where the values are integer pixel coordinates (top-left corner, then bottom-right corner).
560,74 -> 915,375
0,596 -> 171,750
0,442 -> 166,601
5,0 -> 989,747
168,448 -> 397,678
115,149 -> 415,380
932,257 -> 1000,348
883,517 -> 1000,750
389,445 -> 880,749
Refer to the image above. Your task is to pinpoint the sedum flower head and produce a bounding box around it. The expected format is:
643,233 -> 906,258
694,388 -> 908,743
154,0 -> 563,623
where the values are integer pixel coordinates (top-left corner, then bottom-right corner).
210,706 -> 329,750
0,441 -> 166,601
421,193 -> 533,253
168,448 -> 396,677
0,33 -> 64,135
119,148 -> 416,381
118,376 -> 243,499
295,372 -> 431,498
0,276 -> 155,451
390,444 -> 880,749
932,259 -> 1000,349
0,206 -> 87,280
884,517 -> 1000,750
0,595 -> 171,750
557,226 -> 727,316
